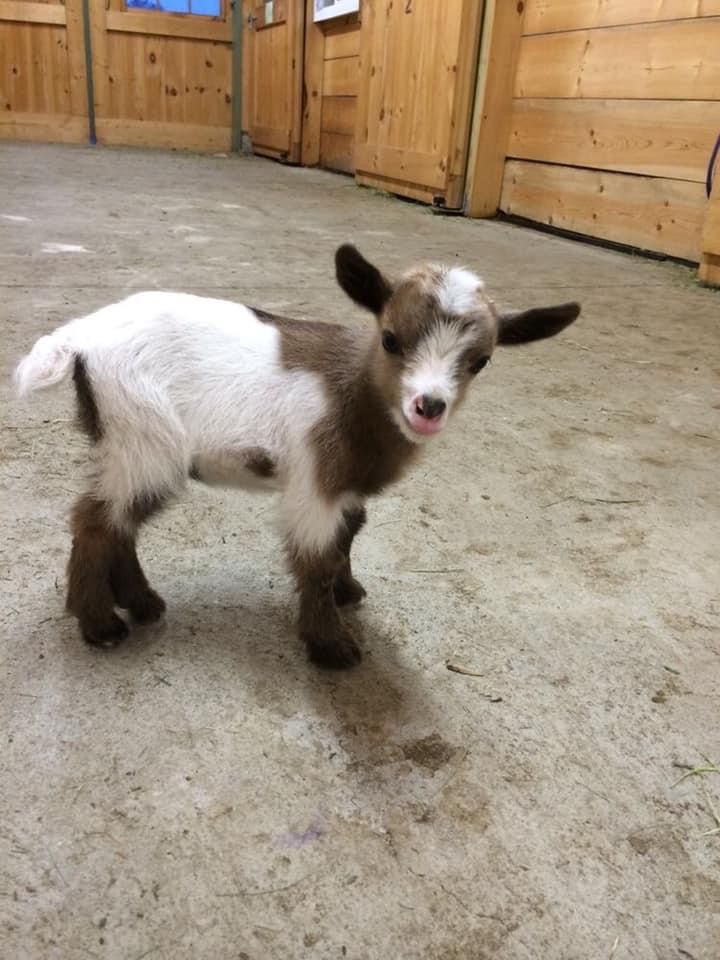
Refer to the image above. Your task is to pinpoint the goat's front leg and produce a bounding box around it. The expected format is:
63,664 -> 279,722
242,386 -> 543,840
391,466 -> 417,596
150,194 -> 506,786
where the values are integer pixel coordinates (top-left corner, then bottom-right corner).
285,500 -> 362,669
333,505 -> 367,607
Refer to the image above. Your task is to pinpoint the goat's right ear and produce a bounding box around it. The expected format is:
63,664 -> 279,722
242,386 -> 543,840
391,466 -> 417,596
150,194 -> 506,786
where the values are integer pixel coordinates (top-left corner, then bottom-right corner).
335,244 -> 393,314
497,302 -> 580,346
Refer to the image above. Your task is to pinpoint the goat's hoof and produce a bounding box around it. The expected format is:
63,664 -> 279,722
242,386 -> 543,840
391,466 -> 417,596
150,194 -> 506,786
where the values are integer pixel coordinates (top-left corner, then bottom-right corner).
129,588 -> 166,625
333,575 -> 367,607
81,613 -> 129,648
305,628 -> 362,670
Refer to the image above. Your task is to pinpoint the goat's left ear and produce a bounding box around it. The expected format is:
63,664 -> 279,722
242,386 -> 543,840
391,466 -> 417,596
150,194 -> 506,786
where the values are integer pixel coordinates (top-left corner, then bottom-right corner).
335,244 -> 393,315
497,302 -> 580,346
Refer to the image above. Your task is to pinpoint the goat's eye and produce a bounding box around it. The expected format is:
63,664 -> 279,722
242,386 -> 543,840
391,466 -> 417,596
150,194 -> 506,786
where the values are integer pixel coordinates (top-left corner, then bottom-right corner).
469,356 -> 490,375
382,330 -> 402,355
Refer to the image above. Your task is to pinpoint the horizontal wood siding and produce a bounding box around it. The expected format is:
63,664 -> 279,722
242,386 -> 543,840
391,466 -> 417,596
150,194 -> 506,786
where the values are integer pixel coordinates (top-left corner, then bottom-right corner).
524,0 -> 720,34
514,20 -> 720,101
502,160 -> 706,261
508,99 -> 720,183
496,0 -> 720,262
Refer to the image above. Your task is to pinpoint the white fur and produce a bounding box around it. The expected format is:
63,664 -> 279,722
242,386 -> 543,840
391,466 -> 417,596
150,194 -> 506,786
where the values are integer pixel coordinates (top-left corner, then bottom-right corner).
15,292 -> 342,553
396,321 -> 480,441
435,267 -> 483,315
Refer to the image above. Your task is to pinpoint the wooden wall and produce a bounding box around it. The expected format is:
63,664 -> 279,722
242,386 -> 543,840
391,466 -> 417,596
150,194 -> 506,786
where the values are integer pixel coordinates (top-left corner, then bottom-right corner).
0,0 -> 234,150
302,8 -> 360,174
699,179 -> 720,285
495,1 -> 720,262
0,0 -> 88,143
319,15 -> 359,173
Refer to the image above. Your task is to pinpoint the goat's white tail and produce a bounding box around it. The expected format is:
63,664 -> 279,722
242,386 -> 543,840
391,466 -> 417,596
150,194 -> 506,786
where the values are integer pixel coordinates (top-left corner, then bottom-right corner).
14,332 -> 75,397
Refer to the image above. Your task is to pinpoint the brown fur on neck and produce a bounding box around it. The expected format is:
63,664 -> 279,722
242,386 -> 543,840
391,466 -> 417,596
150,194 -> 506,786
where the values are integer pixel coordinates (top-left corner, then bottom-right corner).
252,308 -> 419,499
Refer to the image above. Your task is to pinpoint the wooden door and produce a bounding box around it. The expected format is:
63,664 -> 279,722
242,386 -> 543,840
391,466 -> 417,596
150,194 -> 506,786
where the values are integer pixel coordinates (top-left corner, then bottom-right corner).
243,0 -> 304,161
0,0 -> 88,143
354,0 -> 483,208
301,1 -> 361,173
88,0 -> 234,151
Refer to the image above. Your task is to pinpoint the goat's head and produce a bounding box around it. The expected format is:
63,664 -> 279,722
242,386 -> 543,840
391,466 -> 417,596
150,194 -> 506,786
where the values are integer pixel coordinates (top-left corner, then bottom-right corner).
335,244 -> 580,444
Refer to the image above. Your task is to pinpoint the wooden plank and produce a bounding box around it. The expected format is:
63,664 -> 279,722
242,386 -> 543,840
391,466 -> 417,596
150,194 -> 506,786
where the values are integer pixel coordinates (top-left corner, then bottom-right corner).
524,0 -> 720,35
322,55 -> 358,97
698,253 -> 720,286
320,131 -> 353,173
105,10 -> 231,42
501,160 -> 706,261
95,117 -> 231,150
103,32 -> 232,127
301,0 -> 323,165
323,20 -> 360,59
445,0 -> 483,202
701,179 -> 720,255
0,22 -> 71,114
356,173 -> 437,205
0,1 -> 65,23
355,143 -> 447,191
64,0 -> 88,119
0,111 -> 86,142
250,122 -> 290,153
508,99 -> 720,183
321,95 -> 355,136
87,0 -> 108,125
288,0 -> 304,162
515,20 -> 720,100
466,0 -> 525,216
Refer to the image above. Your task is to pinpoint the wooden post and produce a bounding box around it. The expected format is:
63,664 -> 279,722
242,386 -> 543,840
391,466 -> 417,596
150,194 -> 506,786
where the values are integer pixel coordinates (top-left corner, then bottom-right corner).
699,176 -> 720,286
465,0 -> 526,217
301,0 -> 324,166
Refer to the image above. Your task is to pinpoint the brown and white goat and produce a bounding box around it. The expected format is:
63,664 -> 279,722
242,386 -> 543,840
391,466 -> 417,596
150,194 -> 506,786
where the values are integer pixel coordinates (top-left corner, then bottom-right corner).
15,245 -> 580,668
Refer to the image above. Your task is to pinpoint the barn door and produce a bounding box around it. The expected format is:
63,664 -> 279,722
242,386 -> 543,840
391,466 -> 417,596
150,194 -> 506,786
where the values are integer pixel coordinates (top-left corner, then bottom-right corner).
87,0 -> 234,150
354,0 -> 482,208
243,0 -> 304,161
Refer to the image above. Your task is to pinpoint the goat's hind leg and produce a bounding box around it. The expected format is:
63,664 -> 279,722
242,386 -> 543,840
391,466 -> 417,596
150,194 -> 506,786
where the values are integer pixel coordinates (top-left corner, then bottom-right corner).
67,493 -> 167,646
67,494 -> 129,647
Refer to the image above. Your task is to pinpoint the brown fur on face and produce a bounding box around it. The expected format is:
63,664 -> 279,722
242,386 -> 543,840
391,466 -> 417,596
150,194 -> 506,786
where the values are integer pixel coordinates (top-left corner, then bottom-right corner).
369,271 -> 498,418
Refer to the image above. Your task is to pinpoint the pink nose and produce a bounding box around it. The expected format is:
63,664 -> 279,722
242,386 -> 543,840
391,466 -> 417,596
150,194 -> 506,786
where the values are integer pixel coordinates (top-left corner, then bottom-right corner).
413,394 -> 447,420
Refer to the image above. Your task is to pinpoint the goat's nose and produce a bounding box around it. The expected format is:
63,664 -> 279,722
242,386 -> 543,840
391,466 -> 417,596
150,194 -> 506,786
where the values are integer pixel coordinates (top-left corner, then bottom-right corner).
417,394 -> 447,419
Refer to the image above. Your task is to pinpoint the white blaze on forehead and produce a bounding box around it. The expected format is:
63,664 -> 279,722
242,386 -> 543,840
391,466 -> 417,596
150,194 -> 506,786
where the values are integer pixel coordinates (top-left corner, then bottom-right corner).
435,267 -> 483,315
403,320 -> 478,404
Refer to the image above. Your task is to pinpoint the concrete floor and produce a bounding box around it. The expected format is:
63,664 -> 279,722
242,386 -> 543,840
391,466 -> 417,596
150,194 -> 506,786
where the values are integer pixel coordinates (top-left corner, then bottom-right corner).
1,143 -> 719,960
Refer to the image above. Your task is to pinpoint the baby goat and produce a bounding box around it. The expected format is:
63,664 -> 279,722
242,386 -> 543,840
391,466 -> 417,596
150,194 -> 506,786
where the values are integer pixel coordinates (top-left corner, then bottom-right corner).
15,245 -> 580,668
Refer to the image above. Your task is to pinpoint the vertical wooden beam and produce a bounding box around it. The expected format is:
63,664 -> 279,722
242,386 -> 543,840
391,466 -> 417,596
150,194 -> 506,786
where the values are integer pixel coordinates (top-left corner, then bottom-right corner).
80,0 -> 97,142
86,0 -> 109,142
289,0 -> 306,162
242,0 -> 254,147
465,0 -> 525,217
699,174 -> 720,285
64,0 -> 89,129
301,0 -> 324,165
231,0 -> 244,151
698,253 -> 720,285
445,0 -> 484,209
